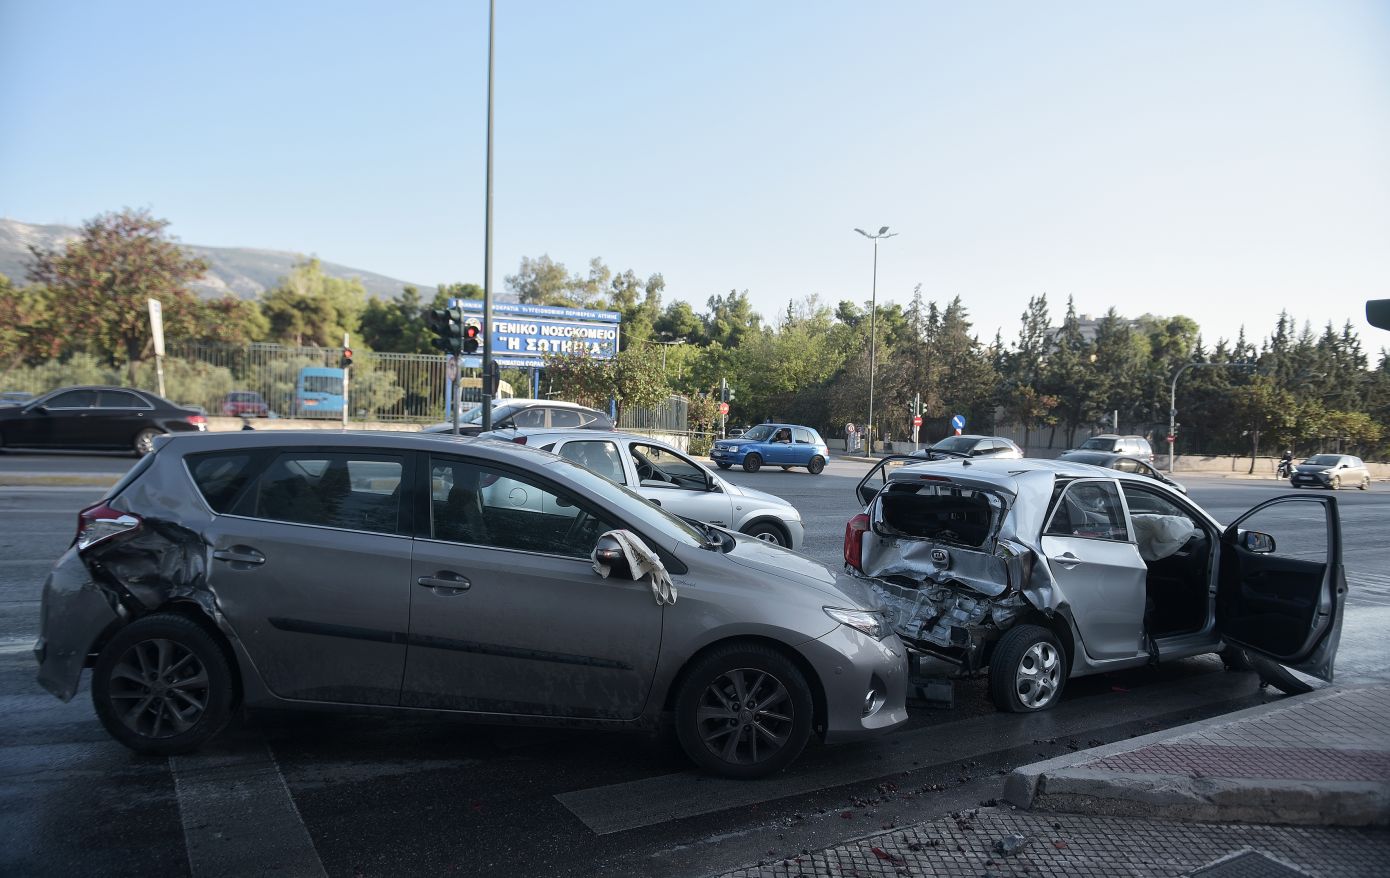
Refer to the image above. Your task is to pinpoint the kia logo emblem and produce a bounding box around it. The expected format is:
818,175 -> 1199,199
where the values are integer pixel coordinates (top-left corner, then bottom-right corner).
930,548 -> 949,566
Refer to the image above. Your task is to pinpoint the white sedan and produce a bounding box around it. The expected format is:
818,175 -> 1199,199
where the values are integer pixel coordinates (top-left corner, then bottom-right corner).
477,429 -> 806,549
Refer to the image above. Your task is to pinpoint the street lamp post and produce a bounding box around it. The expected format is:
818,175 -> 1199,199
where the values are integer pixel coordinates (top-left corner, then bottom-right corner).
854,226 -> 897,453
1168,361 -> 1256,472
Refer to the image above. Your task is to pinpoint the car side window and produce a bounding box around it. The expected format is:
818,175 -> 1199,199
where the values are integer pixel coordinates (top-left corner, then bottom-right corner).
630,442 -> 710,491
1119,484 -> 1196,523
1111,457 -> 1138,473
98,390 -> 148,408
188,451 -> 262,513
428,456 -> 616,558
249,452 -> 403,534
511,407 -> 546,428
46,390 -> 98,408
792,428 -> 813,444
548,408 -> 583,428
1044,480 -> 1129,541
558,440 -> 626,485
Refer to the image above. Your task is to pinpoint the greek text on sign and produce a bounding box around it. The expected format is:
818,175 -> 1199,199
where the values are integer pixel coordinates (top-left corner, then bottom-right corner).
453,299 -> 621,363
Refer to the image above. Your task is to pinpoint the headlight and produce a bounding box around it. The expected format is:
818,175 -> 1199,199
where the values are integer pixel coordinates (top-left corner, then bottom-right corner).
824,607 -> 890,640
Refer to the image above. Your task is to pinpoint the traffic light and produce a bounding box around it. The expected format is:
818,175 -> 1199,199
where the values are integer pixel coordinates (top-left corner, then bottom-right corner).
340,348 -> 354,369
482,360 -> 501,396
463,322 -> 481,354
720,384 -> 735,403
427,307 -> 464,354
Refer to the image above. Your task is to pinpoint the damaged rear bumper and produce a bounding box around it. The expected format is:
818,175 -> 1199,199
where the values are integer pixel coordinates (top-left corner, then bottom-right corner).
35,548 -> 123,702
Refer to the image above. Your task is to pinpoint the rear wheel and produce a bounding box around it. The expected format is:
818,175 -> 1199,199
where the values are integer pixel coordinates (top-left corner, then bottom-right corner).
989,624 -> 1067,712
674,644 -> 813,778
742,453 -> 762,473
808,456 -> 826,475
92,613 -> 235,755
133,428 -> 162,456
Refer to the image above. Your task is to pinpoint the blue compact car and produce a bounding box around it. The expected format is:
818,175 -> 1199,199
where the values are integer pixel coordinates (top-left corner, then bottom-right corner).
710,424 -> 830,474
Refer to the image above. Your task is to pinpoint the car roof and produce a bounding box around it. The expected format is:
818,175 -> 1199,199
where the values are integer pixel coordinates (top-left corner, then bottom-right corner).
158,428 -> 570,464
884,455 -> 1177,500
475,428 -> 676,448
502,399 -> 604,411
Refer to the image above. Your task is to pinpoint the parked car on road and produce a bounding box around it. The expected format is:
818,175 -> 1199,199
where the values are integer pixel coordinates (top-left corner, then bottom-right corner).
35,430 -> 906,778
479,428 -> 805,548
845,455 -> 1343,713
1057,450 -> 1187,493
1291,454 -> 1371,491
0,386 -> 207,455
710,423 -> 830,474
910,435 -> 1023,461
220,390 -> 270,418
423,399 -> 613,437
1069,434 -> 1154,462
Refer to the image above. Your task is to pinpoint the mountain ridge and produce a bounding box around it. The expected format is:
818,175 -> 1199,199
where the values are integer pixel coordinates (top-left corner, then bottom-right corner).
0,218 -> 426,301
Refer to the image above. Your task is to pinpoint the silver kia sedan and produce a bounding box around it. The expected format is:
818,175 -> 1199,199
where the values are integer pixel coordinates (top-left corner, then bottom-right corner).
35,431 -> 906,778
478,428 -> 805,549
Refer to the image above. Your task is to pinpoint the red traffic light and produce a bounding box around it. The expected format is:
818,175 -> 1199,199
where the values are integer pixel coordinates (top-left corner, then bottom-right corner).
464,325 -> 479,339
340,348 -> 354,369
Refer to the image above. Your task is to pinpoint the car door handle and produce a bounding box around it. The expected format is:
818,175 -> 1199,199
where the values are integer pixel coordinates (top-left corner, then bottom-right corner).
1053,552 -> 1083,569
649,498 -> 661,507
212,547 -> 265,565
417,573 -> 471,595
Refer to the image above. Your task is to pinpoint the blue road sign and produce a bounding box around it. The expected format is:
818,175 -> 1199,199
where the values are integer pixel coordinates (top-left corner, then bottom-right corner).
951,414 -> 966,430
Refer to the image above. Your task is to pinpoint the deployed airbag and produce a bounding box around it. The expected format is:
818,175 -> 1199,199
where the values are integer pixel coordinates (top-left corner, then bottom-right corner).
1130,513 -> 1197,562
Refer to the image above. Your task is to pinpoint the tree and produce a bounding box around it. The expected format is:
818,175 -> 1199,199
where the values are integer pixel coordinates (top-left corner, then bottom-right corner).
259,259 -> 367,347
506,255 -> 575,306
360,285 -> 435,353
26,209 -> 209,382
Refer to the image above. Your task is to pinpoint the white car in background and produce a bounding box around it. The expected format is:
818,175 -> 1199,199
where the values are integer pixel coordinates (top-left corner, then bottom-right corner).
477,429 -> 806,549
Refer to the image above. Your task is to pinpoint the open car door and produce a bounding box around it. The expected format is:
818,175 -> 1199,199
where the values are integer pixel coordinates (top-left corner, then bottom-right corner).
855,455 -> 926,506
1216,495 -> 1345,693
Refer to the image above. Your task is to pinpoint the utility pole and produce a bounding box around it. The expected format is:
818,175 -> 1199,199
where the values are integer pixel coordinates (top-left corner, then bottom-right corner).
854,227 -> 897,454
480,0 -> 497,432
341,332 -> 350,430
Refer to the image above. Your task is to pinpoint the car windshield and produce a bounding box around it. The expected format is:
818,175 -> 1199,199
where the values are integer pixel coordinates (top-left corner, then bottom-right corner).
742,425 -> 776,441
546,456 -> 707,548
460,402 -> 505,424
1079,437 -> 1117,450
1305,455 -> 1342,466
931,436 -> 977,453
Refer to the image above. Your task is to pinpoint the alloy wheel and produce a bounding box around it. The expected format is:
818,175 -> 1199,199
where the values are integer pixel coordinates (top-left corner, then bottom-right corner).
107,638 -> 210,739
1015,641 -> 1061,709
694,668 -> 794,765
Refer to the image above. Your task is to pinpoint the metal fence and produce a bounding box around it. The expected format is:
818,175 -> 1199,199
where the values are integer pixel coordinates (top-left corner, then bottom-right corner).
164,342 -> 508,422
619,395 -> 689,434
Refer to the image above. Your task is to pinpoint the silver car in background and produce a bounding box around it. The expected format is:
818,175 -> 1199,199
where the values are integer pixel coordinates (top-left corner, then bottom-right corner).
35,431 -> 906,778
1291,454 -> 1371,490
479,429 -> 805,548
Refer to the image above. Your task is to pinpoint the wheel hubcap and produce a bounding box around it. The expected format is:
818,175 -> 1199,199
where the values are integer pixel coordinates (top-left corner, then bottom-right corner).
696,668 -> 793,765
137,433 -> 155,454
108,638 -> 209,738
754,531 -> 780,544
1015,642 -> 1061,709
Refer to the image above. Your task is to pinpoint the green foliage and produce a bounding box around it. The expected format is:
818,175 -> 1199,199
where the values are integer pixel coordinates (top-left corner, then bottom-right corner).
259,258 -> 367,347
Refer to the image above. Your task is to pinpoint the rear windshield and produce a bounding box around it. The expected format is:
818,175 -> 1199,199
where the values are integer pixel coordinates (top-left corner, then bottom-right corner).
873,483 -> 1000,548
103,453 -> 159,502
931,436 -> 977,453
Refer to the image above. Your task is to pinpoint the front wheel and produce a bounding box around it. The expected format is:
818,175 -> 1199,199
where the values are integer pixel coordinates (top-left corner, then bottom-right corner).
133,428 -> 162,456
989,624 -> 1067,712
716,463 -> 731,470
91,613 -> 235,755
742,453 -> 762,473
742,521 -> 787,546
1331,476 -> 1340,491
674,644 -> 813,778
1360,478 -> 1370,491
807,456 -> 825,475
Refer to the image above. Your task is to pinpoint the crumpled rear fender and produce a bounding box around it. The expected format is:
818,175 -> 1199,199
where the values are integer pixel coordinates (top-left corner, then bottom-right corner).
35,548 -> 124,702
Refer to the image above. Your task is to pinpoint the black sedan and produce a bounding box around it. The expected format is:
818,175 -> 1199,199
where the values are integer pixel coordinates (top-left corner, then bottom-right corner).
0,386 -> 207,455
1057,449 -> 1188,494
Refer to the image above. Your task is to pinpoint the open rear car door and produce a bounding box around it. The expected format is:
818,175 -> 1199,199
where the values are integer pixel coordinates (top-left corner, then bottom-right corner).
1217,495 -> 1345,693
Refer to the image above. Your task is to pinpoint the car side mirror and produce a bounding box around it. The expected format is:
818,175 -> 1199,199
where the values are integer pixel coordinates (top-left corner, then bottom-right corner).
1242,531 -> 1276,554
31,404 -> 48,414
593,534 -> 633,578
705,475 -> 717,492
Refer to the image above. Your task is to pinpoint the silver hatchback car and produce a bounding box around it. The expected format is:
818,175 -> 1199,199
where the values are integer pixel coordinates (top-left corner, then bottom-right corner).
846,456 -> 1345,712
478,429 -> 805,549
35,431 -> 907,778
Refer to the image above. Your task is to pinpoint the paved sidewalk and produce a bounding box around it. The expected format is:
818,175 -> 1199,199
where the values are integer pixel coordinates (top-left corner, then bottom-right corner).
1006,686 -> 1390,827
716,688 -> 1390,877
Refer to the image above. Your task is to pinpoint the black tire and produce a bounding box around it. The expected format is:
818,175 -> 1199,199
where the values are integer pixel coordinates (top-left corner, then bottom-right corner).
780,465 -> 792,471
989,624 -> 1067,713
133,428 -> 162,456
742,521 -> 788,547
743,453 -> 762,473
716,463 -> 731,470
1360,478 -> 1370,491
92,613 -> 235,756
808,456 -> 826,475
674,644 -> 813,779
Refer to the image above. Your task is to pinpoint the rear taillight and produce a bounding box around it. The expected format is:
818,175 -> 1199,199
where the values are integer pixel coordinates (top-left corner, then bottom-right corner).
511,435 -> 528,445
187,415 -> 207,428
844,513 -> 870,571
75,503 -> 142,551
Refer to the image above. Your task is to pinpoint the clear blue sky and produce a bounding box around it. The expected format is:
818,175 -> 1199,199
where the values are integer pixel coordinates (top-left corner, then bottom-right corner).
3,1 -> 1388,347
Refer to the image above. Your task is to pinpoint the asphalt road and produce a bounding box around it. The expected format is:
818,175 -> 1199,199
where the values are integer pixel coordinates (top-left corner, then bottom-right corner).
1,454 -> 1387,877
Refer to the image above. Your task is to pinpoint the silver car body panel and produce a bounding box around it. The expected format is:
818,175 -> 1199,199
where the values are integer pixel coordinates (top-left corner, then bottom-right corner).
35,430 -> 903,746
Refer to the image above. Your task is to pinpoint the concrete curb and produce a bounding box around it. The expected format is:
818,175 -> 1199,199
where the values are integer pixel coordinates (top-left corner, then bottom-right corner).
1003,686 -> 1389,827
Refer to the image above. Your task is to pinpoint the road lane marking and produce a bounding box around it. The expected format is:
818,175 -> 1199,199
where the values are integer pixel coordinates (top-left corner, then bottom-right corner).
170,739 -> 326,878
555,670 -> 1251,835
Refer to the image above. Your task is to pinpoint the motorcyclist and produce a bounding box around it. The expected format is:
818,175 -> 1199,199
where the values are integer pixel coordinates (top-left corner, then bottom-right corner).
1278,449 -> 1293,479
